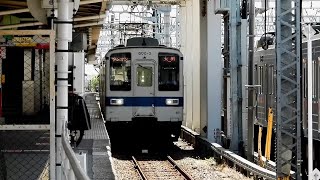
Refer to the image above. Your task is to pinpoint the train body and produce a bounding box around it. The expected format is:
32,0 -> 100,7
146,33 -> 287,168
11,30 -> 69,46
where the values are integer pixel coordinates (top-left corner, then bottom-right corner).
99,37 -> 183,145
254,34 -> 320,173
254,33 -> 320,141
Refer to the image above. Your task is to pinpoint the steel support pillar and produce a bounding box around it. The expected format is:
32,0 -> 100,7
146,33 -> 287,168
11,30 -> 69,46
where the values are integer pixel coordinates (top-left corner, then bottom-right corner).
222,14 -> 230,143
229,0 -> 243,154
275,0 -> 302,179
56,0 -> 73,179
241,18 -> 248,157
247,0 -> 255,163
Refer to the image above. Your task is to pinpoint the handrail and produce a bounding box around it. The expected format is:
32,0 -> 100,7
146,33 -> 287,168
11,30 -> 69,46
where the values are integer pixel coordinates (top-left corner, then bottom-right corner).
61,132 -> 90,180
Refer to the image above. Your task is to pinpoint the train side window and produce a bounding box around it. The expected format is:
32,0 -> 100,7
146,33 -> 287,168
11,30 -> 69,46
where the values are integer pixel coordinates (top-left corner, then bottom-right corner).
268,65 -> 274,95
254,65 -> 258,85
158,53 -> 179,91
318,57 -> 320,99
303,59 -> 307,98
313,60 -> 316,99
314,58 -> 319,99
259,66 -> 263,94
110,53 -> 131,91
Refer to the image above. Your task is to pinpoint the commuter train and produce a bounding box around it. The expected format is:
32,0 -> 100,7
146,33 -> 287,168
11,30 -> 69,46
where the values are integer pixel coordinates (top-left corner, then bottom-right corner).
99,37 -> 183,147
254,32 -> 320,141
254,32 -> 320,176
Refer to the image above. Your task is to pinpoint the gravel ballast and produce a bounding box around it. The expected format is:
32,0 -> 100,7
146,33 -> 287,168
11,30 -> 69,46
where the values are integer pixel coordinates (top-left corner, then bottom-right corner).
111,139 -> 252,180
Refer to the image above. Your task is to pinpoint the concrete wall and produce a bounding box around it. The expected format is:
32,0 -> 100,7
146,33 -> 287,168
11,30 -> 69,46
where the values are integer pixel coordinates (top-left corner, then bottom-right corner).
206,0 -> 222,143
180,0 -> 222,143
180,0 -> 201,133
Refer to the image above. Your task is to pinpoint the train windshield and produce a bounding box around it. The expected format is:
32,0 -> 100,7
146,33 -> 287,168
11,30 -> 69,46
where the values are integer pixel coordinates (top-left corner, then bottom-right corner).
137,65 -> 153,87
110,53 -> 131,91
158,53 -> 179,91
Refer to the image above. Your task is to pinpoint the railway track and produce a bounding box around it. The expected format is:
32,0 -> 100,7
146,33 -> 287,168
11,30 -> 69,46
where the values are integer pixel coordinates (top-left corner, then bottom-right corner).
132,155 -> 193,180
180,126 -> 277,179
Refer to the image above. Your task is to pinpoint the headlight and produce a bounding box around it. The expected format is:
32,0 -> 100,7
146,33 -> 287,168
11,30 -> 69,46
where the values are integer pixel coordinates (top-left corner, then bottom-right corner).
166,99 -> 179,106
110,98 -> 124,105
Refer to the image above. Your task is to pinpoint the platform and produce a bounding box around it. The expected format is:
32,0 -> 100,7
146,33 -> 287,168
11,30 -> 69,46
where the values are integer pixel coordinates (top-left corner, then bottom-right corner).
74,93 -> 115,180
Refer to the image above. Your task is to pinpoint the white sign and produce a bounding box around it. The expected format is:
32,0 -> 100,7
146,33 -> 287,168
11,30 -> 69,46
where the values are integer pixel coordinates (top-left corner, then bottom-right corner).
313,168 -> 320,180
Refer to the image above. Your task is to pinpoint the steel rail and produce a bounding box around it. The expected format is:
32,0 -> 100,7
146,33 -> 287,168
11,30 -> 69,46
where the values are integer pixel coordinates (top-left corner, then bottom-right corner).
132,155 -> 193,180
167,156 -> 194,180
132,156 -> 147,180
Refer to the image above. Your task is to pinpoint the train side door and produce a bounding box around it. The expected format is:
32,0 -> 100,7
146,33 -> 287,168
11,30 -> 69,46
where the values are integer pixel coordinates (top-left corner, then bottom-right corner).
133,61 -> 155,117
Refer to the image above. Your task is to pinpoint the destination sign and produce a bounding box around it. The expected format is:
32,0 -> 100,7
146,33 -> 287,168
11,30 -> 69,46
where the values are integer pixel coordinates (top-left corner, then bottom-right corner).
111,57 -> 129,62
110,53 -> 131,62
160,55 -> 178,64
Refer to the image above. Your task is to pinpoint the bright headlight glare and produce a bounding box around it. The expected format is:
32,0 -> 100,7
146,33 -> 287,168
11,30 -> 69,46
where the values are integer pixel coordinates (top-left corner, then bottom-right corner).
110,98 -> 124,105
116,99 -> 123,105
166,100 -> 173,105
166,99 -> 179,105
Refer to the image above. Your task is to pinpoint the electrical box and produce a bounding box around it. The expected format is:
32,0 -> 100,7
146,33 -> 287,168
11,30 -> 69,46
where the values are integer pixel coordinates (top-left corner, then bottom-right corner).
73,52 -> 85,95
69,33 -> 88,51
214,0 -> 230,14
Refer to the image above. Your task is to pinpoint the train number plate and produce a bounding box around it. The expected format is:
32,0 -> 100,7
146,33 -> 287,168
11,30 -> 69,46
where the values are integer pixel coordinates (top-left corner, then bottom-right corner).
138,52 -> 152,56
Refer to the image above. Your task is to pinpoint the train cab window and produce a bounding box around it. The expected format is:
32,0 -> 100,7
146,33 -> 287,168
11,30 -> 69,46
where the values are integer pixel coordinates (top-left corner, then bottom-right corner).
158,53 -> 179,91
110,53 -> 131,91
137,66 -> 153,87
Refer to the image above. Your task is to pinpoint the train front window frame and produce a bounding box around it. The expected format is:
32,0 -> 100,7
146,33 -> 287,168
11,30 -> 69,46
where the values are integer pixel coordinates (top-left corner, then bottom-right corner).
158,53 -> 180,91
109,53 -> 131,91
137,65 -> 153,87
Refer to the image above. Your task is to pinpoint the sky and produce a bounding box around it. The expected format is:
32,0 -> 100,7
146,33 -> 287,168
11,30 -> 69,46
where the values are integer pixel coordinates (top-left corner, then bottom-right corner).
85,64 -> 99,78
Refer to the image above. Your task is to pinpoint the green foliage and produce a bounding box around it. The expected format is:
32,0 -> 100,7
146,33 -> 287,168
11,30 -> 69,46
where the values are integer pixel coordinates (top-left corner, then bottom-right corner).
90,75 -> 99,92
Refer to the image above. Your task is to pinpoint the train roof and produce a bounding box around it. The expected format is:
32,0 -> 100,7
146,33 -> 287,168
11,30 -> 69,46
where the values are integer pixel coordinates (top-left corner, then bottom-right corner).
127,37 -> 159,46
106,37 -> 181,53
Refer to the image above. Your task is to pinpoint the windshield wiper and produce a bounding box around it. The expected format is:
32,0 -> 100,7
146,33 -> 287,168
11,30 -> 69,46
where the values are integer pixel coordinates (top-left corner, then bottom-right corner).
138,64 -> 149,70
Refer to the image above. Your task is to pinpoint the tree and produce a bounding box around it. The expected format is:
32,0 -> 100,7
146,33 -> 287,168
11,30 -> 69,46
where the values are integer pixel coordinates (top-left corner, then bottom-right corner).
90,75 -> 99,92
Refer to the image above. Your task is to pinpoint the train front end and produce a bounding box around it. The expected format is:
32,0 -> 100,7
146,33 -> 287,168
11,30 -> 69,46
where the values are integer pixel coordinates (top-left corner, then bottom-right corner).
101,42 -> 183,146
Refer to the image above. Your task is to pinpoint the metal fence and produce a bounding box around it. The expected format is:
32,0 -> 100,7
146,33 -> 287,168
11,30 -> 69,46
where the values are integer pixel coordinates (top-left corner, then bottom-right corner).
61,132 -> 90,180
0,30 -> 55,180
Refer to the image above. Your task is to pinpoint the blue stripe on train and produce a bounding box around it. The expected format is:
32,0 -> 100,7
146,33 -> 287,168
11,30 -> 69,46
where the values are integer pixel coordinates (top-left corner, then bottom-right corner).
106,97 -> 183,107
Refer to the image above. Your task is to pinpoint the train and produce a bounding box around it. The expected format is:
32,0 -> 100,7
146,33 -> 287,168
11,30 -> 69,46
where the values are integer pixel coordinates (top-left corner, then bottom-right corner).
254,32 -> 320,176
99,37 -> 184,148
